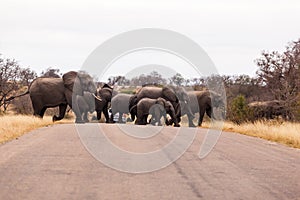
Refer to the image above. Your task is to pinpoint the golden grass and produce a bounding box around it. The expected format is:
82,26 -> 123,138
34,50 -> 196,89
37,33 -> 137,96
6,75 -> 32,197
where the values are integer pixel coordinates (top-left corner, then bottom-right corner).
0,115 -> 73,144
1,114 -> 299,149
202,120 -> 300,148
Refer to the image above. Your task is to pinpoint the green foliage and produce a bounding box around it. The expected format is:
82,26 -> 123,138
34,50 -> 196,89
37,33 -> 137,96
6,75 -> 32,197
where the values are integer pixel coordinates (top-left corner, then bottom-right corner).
228,95 -> 252,124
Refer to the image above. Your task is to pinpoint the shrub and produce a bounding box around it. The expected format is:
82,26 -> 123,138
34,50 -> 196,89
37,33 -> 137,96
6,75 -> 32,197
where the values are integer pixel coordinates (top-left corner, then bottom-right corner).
228,95 -> 252,124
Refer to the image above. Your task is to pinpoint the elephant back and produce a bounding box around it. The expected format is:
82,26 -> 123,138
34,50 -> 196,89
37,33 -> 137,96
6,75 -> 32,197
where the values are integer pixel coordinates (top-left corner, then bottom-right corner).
98,84 -> 113,102
29,78 -> 66,106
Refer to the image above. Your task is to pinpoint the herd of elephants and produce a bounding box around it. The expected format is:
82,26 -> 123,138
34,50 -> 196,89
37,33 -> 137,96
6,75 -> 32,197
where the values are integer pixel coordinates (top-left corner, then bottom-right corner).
7,71 -> 283,127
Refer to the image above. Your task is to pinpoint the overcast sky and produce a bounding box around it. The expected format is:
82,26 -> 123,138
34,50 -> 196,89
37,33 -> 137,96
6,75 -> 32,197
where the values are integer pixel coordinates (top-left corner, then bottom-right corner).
1,0 -> 300,80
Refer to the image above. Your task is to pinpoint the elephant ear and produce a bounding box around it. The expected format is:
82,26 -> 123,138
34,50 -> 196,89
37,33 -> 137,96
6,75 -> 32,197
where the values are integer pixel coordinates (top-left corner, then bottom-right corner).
63,71 -> 97,96
162,87 -> 178,103
77,72 -> 96,94
62,71 -> 84,96
166,101 -> 173,111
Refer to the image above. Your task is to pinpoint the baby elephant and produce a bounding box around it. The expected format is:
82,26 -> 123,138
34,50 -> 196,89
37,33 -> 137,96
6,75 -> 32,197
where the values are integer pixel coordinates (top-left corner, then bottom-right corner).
132,97 -> 178,126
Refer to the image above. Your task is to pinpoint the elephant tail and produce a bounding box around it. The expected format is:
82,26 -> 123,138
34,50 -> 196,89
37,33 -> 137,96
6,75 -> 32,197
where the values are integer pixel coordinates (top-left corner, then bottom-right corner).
5,91 -> 29,102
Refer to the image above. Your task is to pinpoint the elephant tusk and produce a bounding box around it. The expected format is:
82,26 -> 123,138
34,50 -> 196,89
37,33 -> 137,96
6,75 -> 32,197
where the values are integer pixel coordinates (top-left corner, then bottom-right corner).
92,93 -> 102,101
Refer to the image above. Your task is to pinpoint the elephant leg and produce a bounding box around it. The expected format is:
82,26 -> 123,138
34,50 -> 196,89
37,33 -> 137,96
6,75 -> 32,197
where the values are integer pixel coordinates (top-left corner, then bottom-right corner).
39,107 -> 47,118
130,106 -> 137,121
83,111 -> 89,122
103,106 -> 110,123
31,100 -> 45,118
97,111 -> 102,121
73,96 -> 85,123
157,117 -> 162,126
187,114 -> 196,127
135,115 -> 141,125
136,114 -> 147,125
198,109 -> 205,126
118,112 -> 123,123
110,112 -> 115,123
66,91 -> 84,123
206,107 -> 213,119
142,115 -> 148,125
53,104 -> 67,122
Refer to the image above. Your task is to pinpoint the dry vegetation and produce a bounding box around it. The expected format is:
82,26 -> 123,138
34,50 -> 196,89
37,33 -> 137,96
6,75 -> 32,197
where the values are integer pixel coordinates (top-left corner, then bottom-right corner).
0,114 -> 299,149
202,120 -> 300,148
0,115 -> 73,144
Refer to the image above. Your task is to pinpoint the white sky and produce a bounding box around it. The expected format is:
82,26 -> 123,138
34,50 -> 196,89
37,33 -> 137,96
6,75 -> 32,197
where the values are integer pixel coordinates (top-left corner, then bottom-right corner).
1,0 -> 300,80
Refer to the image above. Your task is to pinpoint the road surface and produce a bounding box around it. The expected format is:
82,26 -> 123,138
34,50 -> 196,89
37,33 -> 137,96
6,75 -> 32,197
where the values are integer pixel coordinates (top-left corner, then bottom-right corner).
0,124 -> 299,200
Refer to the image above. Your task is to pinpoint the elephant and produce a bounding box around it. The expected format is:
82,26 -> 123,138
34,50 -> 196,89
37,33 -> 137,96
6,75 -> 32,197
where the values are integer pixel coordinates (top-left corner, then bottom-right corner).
169,85 -> 195,122
110,93 -> 133,123
94,84 -> 113,123
130,97 -> 177,126
248,100 -> 286,120
148,100 -> 174,126
6,71 -> 97,123
180,90 -> 225,126
76,91 -> 109,122
129,86 -> 190,127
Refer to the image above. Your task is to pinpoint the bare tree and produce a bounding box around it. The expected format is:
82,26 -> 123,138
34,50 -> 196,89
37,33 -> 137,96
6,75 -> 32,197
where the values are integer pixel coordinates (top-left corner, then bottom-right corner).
255,39 -> 300,119
0,56 -> 37,111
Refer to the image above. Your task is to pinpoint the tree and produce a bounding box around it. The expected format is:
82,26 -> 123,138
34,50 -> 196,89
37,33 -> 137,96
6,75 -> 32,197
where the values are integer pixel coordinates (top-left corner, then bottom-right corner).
228,95 -> 251,124
0,55 -> 37,112
129,71 -> 167,86
40,68 -> 61,78
169,73 -> 184,86
256,39 -> 300,119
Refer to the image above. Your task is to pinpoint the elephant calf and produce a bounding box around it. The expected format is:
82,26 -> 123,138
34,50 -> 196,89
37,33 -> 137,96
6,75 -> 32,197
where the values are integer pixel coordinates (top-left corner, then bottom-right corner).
110,93 -> 133,123
131,97 -> 178,126
76,92 -> 102,122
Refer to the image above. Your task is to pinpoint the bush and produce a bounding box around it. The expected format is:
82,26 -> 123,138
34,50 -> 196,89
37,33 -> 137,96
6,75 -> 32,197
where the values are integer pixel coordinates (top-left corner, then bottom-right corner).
228,95 -> 252,124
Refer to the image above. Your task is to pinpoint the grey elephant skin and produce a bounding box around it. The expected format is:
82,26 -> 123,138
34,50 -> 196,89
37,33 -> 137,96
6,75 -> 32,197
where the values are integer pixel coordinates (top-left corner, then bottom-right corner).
149,98 -> 175,126
76,84 -> 112,123
181,90 -> 225,126
75,91 -> 103,122
129,86 -> 183,127
7,71 -> 96,123
110,93 -> 133,123
131,97 -> 177,126
248,100 -> 286,120
95,84 -> 113,123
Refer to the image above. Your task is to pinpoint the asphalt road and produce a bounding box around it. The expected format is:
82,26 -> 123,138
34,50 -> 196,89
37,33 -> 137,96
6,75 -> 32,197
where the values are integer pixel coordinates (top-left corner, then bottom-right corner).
0,124 -> 299,200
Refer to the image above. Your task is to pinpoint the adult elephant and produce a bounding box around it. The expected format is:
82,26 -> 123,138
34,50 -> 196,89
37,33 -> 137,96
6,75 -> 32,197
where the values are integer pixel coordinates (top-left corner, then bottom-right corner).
129,86 -> 192,127
181,90 -> 225,126
76,84 -> 112,123
6,71 -> 97,123
110,93 -> 133,123
131,97 -> 177,126
248,100 -> 286,120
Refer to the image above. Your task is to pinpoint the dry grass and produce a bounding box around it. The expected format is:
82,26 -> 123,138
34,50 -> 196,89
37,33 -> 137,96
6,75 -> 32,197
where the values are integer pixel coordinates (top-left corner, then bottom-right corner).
1,114 -> 299,149
202,120 -> 300,148
0,115 -> 73,144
